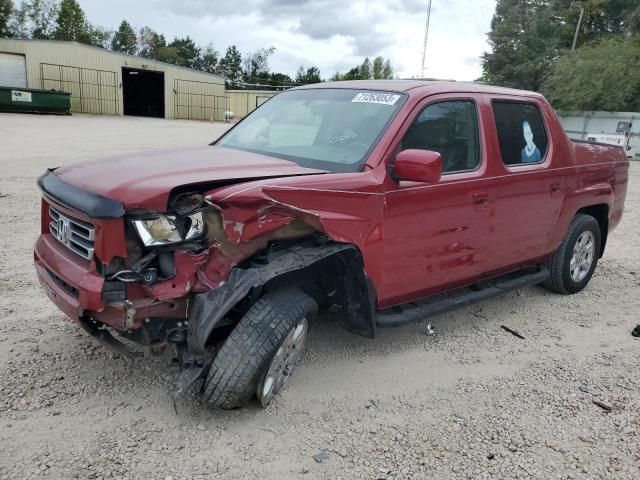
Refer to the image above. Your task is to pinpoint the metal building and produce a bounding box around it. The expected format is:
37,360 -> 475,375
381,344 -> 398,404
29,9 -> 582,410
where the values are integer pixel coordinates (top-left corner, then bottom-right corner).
226,89 -> 278,118
0,38 -> 227,121
558,110 -> 640,159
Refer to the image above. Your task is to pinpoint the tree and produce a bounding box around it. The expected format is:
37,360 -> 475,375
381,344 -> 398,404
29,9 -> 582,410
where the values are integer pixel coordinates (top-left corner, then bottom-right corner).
0,0 -> 14,37
571,0 -> 640,42
359,57 -> 372,79
330,67 -> 360,81
541,36 -> 640,111
53,0 -> 93,44
480,0 -> 567,91
137,26 -> 166,59
330,56 -> 394,81
372,56 -> 393,79
295,65 -> 321,84
217,45 -> 243,85
197,44 -> 219,73
11,0 -> 58,39
111,20 -> 137,54
480,0 -> 640,91
87,25 -> 111,48
242,46 -> 276,83
171,36 -> 201,68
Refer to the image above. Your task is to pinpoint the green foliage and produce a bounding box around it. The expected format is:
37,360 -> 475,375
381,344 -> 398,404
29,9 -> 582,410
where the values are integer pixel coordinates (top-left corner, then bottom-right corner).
330,67 -> 359,81
242,46 -> 276,82
2,1 -> 364,87
163,37 -> 200,68
268,72 -> 295,87
541,36 -> 640,111
359,57 -> 372,79
137,26 -> 166,59
52,0 -> 93,44
0,0 -> 13,37
12,0 -> 58,39
576,0 -> 640,41
372,56 -> 393,80
111,20 -> 137,54
197,44 -> 219,73
482,0 -> 640,92
86,24 -> 111,48
217,45 -> 243,84
295,65 -> 321,85
481,0 -> 568,91
331,56 -> 394,81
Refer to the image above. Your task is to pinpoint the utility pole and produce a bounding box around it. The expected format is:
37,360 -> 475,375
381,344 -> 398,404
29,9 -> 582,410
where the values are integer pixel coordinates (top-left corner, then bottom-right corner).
420,0 -> 432,77
571,3 -> 585,51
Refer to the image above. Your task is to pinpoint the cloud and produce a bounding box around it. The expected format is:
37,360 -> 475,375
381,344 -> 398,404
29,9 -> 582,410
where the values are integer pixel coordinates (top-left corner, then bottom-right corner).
79,0 -> 496,80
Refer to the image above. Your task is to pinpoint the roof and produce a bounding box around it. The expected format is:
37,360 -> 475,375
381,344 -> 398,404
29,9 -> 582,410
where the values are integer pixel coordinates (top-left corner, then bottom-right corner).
0,38 -> 224,81
294,79 -> 542,98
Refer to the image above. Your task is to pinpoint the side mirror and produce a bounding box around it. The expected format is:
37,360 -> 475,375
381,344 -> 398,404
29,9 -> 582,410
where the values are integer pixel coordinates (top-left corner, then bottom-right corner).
393,149 -> 442,183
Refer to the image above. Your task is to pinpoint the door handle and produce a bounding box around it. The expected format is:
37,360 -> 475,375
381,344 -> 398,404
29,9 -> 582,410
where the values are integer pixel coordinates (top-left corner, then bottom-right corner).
550,183 -> 561,194
473,192 -> 489,211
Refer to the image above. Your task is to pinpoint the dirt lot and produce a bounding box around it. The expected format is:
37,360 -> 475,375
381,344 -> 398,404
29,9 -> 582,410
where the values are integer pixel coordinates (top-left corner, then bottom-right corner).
0,113 -> 638,480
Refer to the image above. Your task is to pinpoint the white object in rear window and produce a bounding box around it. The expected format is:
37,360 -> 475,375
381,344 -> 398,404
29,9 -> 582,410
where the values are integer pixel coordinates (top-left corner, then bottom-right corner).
351,92 -> 400,106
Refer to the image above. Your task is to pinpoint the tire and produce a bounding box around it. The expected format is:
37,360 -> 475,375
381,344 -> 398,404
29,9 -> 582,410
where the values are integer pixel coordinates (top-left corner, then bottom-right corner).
203,287 -> 317,409
543,214 -> 601,294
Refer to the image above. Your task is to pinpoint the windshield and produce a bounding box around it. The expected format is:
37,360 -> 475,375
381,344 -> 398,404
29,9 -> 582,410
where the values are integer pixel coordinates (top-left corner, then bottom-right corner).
217,88 -> 406,172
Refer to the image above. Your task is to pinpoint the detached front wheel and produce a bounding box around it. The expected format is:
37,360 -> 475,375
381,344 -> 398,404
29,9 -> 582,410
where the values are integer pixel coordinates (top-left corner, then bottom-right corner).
203,287 -> 317,409
543,214 -> 601,294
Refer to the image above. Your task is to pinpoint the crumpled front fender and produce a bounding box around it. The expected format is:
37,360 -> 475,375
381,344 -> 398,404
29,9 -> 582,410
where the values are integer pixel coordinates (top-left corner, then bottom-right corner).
187,242 -> 375,355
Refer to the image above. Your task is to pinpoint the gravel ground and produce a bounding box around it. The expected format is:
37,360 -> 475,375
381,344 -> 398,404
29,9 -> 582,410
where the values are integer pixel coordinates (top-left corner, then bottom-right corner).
0,113 -> 638,480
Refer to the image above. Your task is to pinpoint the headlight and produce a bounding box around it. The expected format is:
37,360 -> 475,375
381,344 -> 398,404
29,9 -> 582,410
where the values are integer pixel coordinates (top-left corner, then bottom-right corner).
132,211 -> 205,246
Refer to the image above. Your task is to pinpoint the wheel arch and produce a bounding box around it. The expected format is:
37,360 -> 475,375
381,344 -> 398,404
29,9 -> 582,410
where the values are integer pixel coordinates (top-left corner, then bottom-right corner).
576,203 -> 609,257
187,241 -> 377,355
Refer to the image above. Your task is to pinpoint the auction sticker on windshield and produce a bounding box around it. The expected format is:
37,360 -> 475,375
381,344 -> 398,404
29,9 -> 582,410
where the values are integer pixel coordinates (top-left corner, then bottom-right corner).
351,92 -> 400,105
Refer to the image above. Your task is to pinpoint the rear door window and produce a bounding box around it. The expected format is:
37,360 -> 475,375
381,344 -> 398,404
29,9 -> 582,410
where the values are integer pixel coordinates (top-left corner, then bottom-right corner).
492,101 -> 548,165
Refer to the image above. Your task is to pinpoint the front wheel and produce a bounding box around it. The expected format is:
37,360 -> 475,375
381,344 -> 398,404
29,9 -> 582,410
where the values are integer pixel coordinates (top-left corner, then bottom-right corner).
202,287 -> 317,409
542,214 -> 601,294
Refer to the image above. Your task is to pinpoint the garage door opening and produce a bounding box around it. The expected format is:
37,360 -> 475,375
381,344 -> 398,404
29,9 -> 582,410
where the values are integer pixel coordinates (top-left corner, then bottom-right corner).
0,53 -> 27,88
122,68 -> 164,118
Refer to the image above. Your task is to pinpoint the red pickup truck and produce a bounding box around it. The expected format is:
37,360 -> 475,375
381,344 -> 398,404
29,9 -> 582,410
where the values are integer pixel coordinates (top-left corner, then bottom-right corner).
35,80 -> 628,408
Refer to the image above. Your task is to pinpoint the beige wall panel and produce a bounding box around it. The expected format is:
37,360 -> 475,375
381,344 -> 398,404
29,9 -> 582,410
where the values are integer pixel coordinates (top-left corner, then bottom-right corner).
0,39 -> 225,119
226,90 -> 278,118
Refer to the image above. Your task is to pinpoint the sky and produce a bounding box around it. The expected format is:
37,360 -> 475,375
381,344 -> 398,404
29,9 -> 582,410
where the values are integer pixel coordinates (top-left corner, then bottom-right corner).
77,0 -> 497,81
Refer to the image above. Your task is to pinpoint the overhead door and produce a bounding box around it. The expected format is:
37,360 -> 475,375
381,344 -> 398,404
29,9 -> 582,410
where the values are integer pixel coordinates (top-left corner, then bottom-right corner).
175,79 -> 228,121
40,63 -> 118,114
0,53 -> 27,88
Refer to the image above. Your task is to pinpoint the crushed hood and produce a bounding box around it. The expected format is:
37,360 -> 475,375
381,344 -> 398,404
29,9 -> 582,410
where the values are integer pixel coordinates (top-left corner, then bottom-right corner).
53,146 -> 326,212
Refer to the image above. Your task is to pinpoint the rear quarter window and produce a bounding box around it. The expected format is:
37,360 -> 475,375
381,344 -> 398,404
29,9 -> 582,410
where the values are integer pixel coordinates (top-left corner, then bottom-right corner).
492,101 -> 548,166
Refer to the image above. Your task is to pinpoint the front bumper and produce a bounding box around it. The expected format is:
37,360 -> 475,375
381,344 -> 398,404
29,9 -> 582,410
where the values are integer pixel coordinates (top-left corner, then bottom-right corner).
35,233 -> 103,321
35,233 -> 188,331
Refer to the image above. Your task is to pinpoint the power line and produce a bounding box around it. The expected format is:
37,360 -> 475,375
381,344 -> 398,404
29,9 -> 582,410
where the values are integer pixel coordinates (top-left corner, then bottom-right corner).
227,80 -> 292,90
223,73 -> 301,86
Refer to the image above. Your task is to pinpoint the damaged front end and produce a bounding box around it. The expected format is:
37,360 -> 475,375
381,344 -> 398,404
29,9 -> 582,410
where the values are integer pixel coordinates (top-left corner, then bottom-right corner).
74,188 -> 375,397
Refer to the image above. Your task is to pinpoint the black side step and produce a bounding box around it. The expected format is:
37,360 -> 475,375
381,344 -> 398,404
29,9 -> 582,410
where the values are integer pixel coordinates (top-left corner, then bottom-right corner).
375,268 -> 549,328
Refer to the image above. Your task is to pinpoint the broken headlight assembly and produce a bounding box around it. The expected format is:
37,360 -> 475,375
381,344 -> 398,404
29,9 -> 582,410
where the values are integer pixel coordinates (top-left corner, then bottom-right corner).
132,211 -> 205,246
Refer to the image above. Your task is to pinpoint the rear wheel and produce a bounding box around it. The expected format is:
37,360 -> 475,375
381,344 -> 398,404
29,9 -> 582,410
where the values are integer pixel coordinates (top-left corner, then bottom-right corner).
543,214 -> 601,294
202,287 -> 317,409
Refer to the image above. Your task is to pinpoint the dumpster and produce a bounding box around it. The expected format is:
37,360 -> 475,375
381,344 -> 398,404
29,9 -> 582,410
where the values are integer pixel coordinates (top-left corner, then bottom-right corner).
0,87 -> 71,114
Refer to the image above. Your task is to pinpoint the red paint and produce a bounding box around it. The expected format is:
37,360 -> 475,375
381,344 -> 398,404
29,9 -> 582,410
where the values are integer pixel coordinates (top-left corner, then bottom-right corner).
54,146 -> 327,212
393,149 -> 443,183
35,81 -> 629,327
